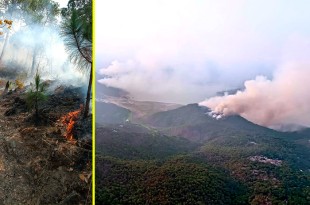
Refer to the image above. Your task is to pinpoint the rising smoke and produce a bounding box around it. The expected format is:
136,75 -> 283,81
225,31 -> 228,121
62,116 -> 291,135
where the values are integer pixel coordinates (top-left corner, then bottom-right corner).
199,63 -> 310,131
0,5 -> 86,87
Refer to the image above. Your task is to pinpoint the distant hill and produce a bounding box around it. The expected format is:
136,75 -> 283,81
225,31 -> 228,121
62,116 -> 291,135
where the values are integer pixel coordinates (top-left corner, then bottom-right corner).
101,96 -> 182,122
216,88 -> 243,96
145,103 -> 277,142
95,83 -> 182,124
96,102 -> 130,124
96,81 -> 129,99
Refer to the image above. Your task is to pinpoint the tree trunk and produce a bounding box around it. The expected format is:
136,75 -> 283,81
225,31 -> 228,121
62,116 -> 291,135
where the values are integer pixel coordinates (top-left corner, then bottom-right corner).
35,101 -> 38,118
31,47 -> 38,77
0,30 -> 10,64
0,7 -> 14,65
83,65 -> 92,119
2,81 -> 9,95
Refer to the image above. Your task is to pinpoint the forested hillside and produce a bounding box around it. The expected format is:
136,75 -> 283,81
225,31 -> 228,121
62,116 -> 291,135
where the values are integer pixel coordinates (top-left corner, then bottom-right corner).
96,103 -> 310,204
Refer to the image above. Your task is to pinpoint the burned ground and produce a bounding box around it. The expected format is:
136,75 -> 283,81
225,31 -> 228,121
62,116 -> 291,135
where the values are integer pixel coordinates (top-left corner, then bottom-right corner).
0,82 -> 92,204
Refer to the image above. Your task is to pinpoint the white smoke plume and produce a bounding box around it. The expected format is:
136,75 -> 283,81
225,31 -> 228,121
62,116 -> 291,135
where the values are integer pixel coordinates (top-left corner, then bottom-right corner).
199,63 -> 310,131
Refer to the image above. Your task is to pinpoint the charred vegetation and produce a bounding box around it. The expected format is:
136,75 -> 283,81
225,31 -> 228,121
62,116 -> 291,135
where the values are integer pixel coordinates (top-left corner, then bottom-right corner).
0,76 -> 92,204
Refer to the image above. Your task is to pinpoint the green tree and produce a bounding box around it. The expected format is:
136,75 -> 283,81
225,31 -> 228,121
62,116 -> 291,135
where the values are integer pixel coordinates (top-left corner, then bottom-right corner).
61,0 -> 92,119
26,71 -> 47,120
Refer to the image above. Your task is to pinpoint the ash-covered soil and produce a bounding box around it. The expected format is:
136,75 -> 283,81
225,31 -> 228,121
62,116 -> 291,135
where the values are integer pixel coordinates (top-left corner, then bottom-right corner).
0,82 -> 92,204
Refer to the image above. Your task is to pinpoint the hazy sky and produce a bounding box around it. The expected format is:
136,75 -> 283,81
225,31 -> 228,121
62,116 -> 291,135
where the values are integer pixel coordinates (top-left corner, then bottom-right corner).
96,0 -> 310,104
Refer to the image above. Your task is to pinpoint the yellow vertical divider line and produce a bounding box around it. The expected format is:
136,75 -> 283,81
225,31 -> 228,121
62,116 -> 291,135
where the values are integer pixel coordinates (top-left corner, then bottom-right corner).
92,0 -> 96,204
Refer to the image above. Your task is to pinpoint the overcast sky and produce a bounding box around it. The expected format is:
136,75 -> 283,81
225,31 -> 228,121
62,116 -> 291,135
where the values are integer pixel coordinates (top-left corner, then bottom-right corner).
96,0 -> 310,104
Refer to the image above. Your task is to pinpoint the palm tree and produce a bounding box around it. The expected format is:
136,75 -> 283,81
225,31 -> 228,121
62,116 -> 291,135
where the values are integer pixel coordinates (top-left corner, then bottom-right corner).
61,1 -> 92,119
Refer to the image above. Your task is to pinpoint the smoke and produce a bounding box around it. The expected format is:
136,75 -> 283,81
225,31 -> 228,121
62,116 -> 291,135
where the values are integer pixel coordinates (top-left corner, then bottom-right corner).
98,60 -> 226,104
199,63 -> 310,131
0,5 -> 87,87
96,0 -> 310,104
97,0 -> 310,128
